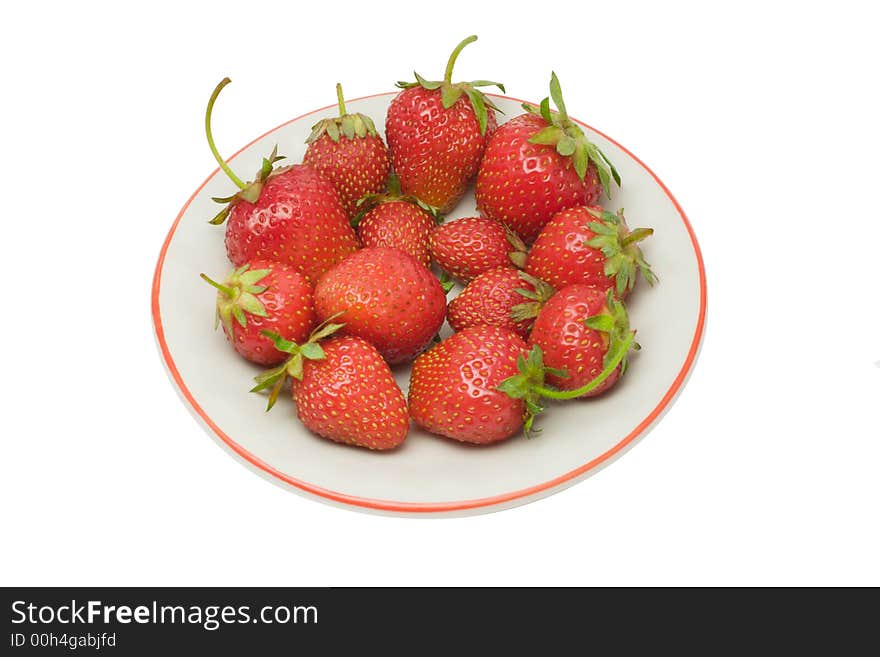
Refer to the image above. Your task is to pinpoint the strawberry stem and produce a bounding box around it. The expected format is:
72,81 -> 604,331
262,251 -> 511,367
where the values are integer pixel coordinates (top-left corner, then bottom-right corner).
200,273 -> 236,298
205,78 -> 247,191
336,83 -> 346,116
621,227 -> 654,248
444,35 -> 477,84
532,332 -> 635,400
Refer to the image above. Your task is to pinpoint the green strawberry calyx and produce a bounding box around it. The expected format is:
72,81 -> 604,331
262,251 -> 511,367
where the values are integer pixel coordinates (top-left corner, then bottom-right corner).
585,207 -> 658,296
352,173 -> 442,228
305,83 -> 380,145
396,35 -> 505,135
497,290 -> 639,436
522,72 -> 621,196
205,78 -> 287,226
200,264 -> 272,339
505,227 -> 529,269
582,290 -> 641,376
510,272 -> 555,322
495,345 -> 566,438
438,270 -> 455,295
250,314 -> 347,411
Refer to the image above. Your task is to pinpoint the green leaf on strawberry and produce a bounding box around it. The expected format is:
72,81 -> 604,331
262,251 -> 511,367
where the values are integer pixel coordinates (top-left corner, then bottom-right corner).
438,270 -> 455,295
250,314 -> 346,411
204,78 -> 288,226
352,173 -> 442,228
584,290 -> 641,374
494,345 -> 556,438
305,83 -> 380,145
522,72 -> 621,196
583,207 -> 657,296
200,264 -> 273,338
509,272 -> 556,322
396,35 -> 505,135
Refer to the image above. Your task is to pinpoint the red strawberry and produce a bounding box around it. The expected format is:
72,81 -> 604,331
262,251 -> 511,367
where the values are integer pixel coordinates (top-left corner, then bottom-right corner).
254,326 -> 408,450
429,216 -> 527,282
205,78 -> 358,284
526,206 -> 656,297
200,261 -> 315,366
408,326 -> 529,444
494,287 -> 639,434
527,285 -> 638,398
447,268 -> 554,339
303,83 -> 391,218
314,247 -> 447,364
475,73 -> 620,243
354,177 -> 439,267
386,35 -> 504,213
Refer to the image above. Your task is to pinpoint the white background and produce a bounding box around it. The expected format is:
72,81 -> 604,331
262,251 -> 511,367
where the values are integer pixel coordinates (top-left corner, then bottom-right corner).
2,1 -> 877,586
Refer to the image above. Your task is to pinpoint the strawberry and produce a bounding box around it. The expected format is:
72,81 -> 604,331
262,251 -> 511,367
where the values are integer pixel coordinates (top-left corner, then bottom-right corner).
525,206 -> 656,297
429,216 -> 527,282
411,297 -> 638,441
494,287 -> 638,434
200,261 -> 315,366
314,247 -> 447,364
475,73 -> 620,243
526,285 -> 639,400
408,326 -> 529,444
386,35 -> 504,213
253,324 -> 408,450
354,176 -> 439,267
303,83 -> 391,218
204,78 -> 358,284
447,269 -> 554,339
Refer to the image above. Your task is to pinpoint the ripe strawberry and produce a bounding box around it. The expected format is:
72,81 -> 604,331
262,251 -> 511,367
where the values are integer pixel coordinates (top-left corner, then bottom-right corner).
527,285 -> 638,398
526,206 -> 656,297
475,72 -> 620,243
204,78 -> 358,284
354,176 -> 439,267
314,247 -> 447,364
386,35 -> 504,213
303,83 -> 391,218
253,325 -> 408,450
494,287 -> 639,434
447,269 -> 554,339
200,261 -> 315,366
408,326 -> 529,444
429,216 -> 527,282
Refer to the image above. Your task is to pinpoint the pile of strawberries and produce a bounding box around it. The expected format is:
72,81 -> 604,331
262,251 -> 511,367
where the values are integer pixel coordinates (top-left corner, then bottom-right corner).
200,36 -> 656,451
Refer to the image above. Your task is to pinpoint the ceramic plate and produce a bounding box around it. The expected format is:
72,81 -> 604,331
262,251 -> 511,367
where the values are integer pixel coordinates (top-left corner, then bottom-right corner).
152,92 -> 707,516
